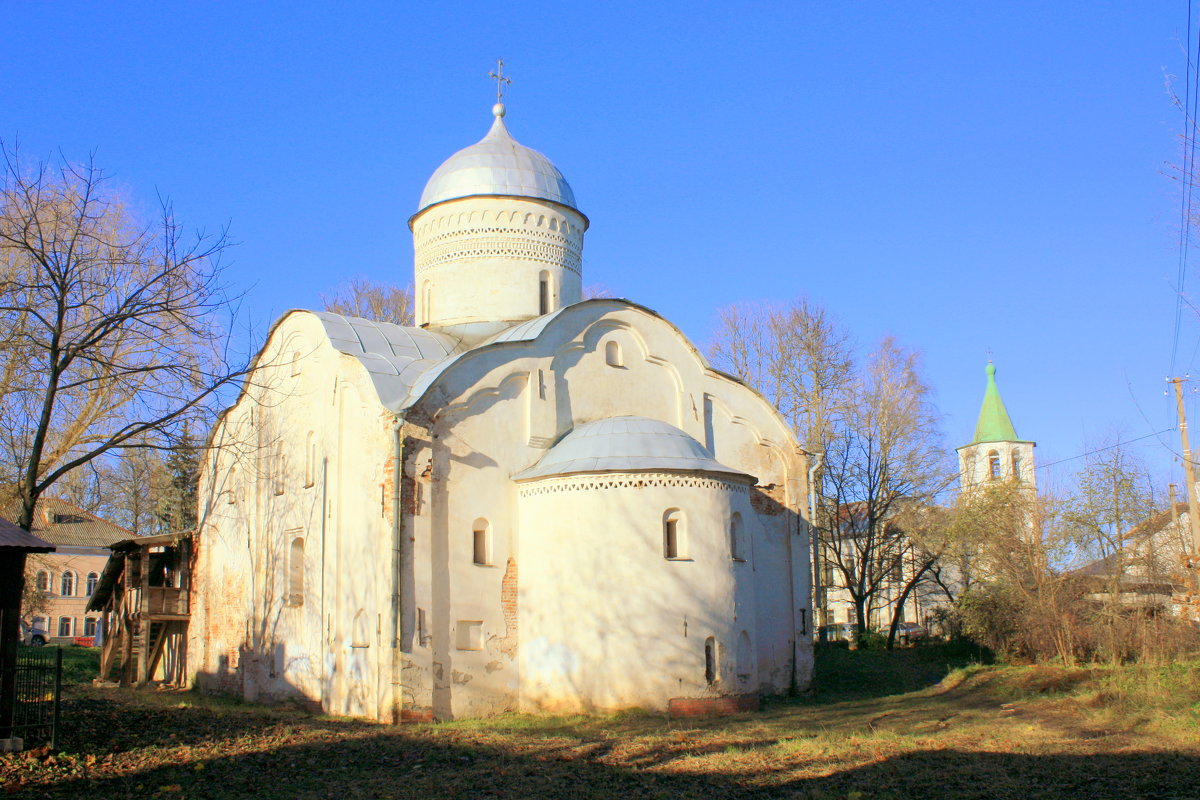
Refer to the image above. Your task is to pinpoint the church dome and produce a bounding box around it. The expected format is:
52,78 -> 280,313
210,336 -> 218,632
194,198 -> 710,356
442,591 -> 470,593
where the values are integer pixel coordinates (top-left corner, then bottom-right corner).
417,104 -> 577,214
513,416 -> 751,481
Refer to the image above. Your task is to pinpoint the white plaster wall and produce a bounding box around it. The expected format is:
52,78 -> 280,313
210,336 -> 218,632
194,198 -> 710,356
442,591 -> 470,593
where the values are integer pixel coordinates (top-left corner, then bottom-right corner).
405,300 -> 812,718
412,197 -> 585,327
517,474 -> 754,712
192,312 -> 399,721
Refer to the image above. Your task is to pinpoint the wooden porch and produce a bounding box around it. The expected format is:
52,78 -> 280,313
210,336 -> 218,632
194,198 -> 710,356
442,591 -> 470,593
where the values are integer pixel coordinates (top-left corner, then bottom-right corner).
87,532 -> 193,688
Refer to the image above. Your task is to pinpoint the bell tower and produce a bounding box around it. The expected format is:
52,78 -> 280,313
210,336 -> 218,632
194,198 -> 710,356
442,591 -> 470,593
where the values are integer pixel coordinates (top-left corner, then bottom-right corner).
956,362 -> 1036,493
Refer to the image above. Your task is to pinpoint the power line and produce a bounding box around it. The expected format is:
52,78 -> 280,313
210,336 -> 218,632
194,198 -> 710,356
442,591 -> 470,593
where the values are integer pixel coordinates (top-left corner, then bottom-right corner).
1172,0 -> 1199,374
1034,428 -> 1177,471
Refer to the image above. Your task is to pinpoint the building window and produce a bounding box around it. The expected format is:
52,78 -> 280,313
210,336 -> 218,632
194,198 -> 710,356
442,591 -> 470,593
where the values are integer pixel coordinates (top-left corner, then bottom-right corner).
31,616 -> 45,632
60,571 -> 75,597
456,620 -> 483,651
538,270 -> 551,315
730,512 -> 744,560
35,570 -> 50,593
304,432 -> 316,488
472,519 -> 492,565
423,282 -> 432,325
1011,451 -> 1022,480
987,450 -> 1001,480
663,509 -> 686,559
84,618 -> 97,637
417,608 -> 429,648
291,350 -> 301,377
704,637 -> 718,685
274,442 -> 285,495
86,572 -> 99,596
228,466 -> 238,504
605,340 -> 623,367
57,617 -> 72,637
287,537 -> 304,607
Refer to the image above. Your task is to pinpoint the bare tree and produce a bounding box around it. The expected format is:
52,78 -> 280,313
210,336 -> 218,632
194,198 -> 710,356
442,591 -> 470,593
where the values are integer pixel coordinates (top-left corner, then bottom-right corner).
818,338 -> 953,637
321,277 -> 414,325
0,143 -> 250,532
709,298 -> 854,452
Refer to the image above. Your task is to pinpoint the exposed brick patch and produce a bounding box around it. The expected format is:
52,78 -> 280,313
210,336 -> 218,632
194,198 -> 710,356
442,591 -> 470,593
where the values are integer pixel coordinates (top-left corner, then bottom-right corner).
400,708 -> 434,723
490,557 -> 519,659
750,484 -> 787,516
667,695 -> 760,718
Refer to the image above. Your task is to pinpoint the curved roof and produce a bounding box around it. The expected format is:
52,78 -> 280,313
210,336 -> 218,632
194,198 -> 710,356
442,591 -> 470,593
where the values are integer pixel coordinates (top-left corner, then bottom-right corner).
512,416 -> 753,482
312,312 -> 464,410
417,108 -> 577,214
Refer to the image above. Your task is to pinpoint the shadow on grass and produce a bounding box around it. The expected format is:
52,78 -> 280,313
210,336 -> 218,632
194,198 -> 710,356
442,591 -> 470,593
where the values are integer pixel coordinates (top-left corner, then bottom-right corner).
17,724 -> 1200,800
800,640 -> 989,703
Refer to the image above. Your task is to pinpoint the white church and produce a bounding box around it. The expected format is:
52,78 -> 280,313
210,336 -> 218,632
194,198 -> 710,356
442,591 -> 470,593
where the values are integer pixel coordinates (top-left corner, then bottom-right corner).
187,99 -> 815,721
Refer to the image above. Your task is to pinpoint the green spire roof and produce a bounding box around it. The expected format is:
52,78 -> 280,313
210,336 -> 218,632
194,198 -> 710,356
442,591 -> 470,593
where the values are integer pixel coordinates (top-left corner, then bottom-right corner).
971,362 -> 1019,444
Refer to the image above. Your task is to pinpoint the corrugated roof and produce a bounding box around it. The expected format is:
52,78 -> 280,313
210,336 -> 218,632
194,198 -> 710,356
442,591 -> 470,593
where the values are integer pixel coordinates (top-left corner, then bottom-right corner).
513,416 -> 753,482
1,497 -> 133,548
0,516 -> 53,551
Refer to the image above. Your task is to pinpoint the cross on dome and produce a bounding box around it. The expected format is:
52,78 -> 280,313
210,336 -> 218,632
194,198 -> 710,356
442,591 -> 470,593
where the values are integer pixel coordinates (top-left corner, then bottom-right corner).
489,58 -> 512,117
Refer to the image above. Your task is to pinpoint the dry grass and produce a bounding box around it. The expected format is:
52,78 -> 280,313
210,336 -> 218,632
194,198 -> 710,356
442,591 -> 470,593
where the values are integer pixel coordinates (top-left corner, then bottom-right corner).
3,646 -> 1200,798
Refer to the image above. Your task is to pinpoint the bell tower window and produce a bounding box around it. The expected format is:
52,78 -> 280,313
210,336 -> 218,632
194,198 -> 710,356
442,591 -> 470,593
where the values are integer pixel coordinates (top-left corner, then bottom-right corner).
538,271 -> 550,315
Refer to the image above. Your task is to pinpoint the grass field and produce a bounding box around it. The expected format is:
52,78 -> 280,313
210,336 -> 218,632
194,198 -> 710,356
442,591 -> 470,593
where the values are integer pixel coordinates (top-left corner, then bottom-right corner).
3,643 -> 1199,799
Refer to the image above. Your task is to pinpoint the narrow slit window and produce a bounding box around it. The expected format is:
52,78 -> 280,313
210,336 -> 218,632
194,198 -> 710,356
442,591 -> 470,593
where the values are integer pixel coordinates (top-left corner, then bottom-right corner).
472,518 -> 492,565
1011,451 -> 1022,480
730,512 -> 744,560
538,272 -> 550,315
287,536 -> 305,607
304,432 -> 316,488
291,350 -> 302,377
664,509 -> 685,559
704,637 -> 718,685
274,442 -> 285,495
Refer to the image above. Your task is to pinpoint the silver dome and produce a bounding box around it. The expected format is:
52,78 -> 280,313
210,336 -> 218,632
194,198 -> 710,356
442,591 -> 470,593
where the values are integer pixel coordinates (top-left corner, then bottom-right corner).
417,111 -> 577,213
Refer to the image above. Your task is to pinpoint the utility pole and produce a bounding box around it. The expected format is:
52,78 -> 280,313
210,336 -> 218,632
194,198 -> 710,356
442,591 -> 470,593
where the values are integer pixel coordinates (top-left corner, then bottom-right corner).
1169,377 -> 1200,559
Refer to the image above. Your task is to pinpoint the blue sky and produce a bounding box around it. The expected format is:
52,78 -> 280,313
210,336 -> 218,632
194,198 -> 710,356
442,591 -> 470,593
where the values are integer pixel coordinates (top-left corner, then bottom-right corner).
4,1 -> 1193,488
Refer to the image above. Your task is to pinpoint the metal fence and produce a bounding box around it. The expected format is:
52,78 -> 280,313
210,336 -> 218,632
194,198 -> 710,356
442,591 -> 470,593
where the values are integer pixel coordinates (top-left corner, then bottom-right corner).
10,647 -> 61,749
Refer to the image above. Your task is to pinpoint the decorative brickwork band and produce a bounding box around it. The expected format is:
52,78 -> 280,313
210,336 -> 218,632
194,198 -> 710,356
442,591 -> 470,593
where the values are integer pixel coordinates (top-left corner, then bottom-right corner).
517,472 -> 750,497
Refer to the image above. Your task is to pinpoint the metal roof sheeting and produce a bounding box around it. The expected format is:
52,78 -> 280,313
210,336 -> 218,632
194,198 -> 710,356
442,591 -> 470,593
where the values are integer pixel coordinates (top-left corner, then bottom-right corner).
313,312 -> 464,411
513,416 -> 753,482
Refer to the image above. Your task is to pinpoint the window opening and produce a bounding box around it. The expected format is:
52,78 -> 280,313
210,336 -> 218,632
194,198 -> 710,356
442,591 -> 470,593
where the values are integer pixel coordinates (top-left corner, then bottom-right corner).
287,537 -> 305,607
291,350 -> 301,377
57,617 -> 72,637
86,572 -> 99,596
60,571 -> 75,597
538,272 -> 550,315
704,637 -> 718,684
988,450 -> 1001,480
35,570 -> 50,593
730,512 -> 744,560
605,340 -> 623,367
1011,451 -> 1022,480
84,618 -> 97,637
304,432 -> 316,487
663,509 -> 685,559
473,518 -> 492,565
274,442 -> 285,495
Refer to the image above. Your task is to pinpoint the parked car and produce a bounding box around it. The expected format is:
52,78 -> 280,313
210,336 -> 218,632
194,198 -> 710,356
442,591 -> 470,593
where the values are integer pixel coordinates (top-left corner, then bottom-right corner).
893,622 -> 927,643
20,620 -> 47,646
818,622 -> 859,642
